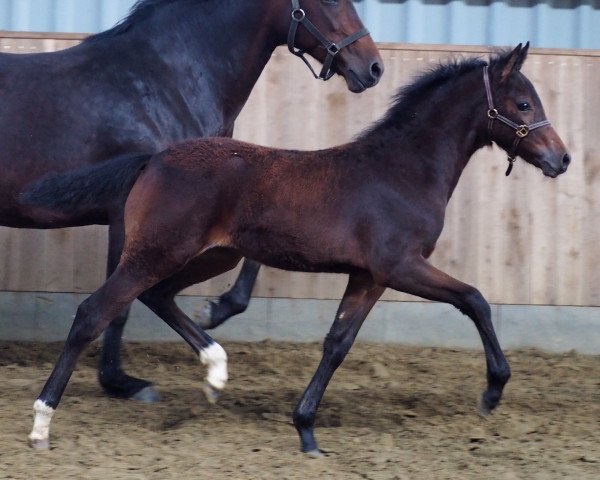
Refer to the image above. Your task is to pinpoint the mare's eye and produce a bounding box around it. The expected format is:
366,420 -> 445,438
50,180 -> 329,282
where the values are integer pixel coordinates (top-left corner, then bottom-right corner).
322,0 -> 338,4
517,101 -> 531,112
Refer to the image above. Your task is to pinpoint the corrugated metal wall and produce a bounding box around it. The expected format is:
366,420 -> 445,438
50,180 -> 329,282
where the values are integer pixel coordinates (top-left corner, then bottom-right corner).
0,0 -> 598,49
0,34 -> 598,307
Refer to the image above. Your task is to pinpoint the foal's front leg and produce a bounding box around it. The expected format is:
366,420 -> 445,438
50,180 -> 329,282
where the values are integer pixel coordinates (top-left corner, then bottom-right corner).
386,257 -> 511,415
293,273 -> 385,456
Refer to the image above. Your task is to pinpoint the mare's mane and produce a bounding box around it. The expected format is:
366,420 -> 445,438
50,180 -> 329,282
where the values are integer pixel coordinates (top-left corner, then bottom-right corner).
359,49 -> 516,138
85,0 -> 210,43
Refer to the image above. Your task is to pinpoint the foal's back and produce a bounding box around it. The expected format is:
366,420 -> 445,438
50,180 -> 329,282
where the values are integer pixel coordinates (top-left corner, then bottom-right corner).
124,137 -> 379,273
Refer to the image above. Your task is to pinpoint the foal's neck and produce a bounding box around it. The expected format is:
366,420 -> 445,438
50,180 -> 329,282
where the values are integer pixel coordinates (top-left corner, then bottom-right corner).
367,68 -> 489,200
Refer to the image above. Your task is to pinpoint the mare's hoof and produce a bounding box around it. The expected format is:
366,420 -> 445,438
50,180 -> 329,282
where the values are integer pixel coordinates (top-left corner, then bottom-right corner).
203,382 -> 221,405
195,302 -> 215,330
28,438 -> 50,450
132,386 -> 162,404
305,449 -> 326,459
477,395 -> 492,418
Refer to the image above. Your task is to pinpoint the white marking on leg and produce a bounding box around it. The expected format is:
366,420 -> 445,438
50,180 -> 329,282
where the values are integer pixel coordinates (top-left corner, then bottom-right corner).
29,400 -> 55,442
200,343 -> 228,390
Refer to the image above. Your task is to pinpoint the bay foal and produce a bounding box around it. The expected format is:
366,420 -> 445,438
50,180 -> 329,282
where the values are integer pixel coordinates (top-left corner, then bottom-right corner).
25,45 -> 569,454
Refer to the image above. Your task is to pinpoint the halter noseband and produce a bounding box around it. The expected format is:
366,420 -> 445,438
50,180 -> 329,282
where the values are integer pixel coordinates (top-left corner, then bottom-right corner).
288,0 -> 370,81
483,65 -> 551,176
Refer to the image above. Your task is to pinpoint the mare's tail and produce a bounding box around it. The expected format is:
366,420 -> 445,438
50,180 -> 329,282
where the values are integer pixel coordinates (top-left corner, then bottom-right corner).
20,153 -> 152,218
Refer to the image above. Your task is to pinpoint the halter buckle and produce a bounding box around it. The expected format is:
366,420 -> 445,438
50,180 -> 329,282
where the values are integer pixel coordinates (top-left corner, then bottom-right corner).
327,43 -> 340,55
487,108 -> 498,120
516,125 -> 529,138
291,8 -> 305,21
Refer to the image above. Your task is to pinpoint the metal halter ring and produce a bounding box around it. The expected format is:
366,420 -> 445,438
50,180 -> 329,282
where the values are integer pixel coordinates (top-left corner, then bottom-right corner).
327,44 -> 340,55
487,109 -> 498,120
516,125 -> 530,138
291,8 -> 305,21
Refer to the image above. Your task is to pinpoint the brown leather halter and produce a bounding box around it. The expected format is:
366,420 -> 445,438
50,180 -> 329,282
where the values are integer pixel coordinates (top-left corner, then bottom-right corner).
483,66 -> 551,176
288,0 -> 371,81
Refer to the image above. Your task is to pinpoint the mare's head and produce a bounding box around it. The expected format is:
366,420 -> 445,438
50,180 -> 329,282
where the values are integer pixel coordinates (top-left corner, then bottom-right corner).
283,0 -> 383,92
487,43 -> 570,177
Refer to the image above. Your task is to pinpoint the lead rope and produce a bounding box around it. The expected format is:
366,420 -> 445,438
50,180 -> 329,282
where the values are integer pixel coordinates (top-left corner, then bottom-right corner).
483,66 -> 551,176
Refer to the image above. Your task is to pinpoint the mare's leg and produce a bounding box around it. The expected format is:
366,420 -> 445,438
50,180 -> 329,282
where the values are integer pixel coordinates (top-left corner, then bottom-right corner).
98,221 -> 160,402
197,259 -> 261,329
293,273 -> 385,456
386,257 -> 510,415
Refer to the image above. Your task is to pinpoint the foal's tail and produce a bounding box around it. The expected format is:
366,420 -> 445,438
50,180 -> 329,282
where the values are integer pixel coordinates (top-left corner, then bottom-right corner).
20,153 -> 152,218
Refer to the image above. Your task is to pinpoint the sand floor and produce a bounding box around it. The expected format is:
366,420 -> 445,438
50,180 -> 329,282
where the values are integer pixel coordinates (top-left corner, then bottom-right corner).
1,341 -> 598,479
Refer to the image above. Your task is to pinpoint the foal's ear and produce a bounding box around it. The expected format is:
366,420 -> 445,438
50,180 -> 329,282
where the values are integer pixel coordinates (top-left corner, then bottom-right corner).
498,42 -> 530,83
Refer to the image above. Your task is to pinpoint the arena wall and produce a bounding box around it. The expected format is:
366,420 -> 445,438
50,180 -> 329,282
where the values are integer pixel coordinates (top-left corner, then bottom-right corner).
0,33 -> 598,352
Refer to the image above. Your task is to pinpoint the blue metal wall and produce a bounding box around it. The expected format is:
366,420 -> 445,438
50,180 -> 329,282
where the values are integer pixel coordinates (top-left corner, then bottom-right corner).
0,0 -> 598,49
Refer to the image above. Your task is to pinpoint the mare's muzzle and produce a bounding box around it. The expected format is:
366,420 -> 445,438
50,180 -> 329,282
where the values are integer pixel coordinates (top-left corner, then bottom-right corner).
287,0 -> 371,81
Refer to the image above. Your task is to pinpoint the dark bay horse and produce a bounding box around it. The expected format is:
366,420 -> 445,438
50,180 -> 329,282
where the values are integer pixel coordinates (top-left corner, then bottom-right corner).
23,44 -> 570,453
0,0 -> 382,402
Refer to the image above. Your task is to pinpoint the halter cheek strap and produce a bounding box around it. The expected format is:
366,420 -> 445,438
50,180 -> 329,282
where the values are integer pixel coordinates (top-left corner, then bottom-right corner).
483,66 -> 551,176
288,0 -> 370,81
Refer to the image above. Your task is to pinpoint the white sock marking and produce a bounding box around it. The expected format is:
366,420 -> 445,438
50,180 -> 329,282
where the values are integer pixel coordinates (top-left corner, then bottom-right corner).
200,343 -> 228,390
29,399 -> 55,442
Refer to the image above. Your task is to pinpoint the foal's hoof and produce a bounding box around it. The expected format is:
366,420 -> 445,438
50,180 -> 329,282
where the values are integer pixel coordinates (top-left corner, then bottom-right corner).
202,382 -> 221,405
477,395 -> 492,418
195,302 -> 215,330
28,438 -> 50,450
305,449 -> 326,459
132,386 -> 162,404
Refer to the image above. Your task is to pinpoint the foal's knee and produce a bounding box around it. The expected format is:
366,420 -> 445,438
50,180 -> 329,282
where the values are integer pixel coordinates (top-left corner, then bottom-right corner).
323,332 -> 355,369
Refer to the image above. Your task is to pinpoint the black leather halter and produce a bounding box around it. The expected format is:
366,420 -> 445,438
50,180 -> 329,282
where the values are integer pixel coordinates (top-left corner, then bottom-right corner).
483,66 -> 551,176
287,0 -> 371,81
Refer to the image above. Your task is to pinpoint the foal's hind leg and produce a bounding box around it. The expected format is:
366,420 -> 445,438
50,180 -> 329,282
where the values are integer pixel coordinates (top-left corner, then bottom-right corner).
386,258 -> 511,415
197,259 -> 260,329
138,248 -> 243,402
293,273 -> 384,456
29,266 -> 157,449
98,222 -> 160,402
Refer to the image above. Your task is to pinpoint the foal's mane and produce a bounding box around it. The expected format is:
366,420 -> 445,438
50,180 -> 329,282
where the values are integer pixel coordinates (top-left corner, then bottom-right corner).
85,0 -> 210,43
359,49 -> 515,138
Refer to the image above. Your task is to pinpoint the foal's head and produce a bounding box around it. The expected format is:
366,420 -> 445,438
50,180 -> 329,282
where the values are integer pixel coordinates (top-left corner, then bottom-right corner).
487,43 -> 570,177
282,0 -> 383,92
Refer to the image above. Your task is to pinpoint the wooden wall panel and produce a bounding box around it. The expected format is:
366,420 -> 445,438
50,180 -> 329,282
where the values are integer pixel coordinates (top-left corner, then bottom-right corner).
0,34 -> 598,306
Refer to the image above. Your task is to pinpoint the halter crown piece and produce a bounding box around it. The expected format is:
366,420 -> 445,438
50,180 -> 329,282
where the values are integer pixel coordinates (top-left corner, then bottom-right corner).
483,65 -> 551,176
288,0 -> 370,81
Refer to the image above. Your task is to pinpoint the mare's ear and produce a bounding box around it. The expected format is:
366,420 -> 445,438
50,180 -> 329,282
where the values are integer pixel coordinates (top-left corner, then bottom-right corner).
497,42 -> 530,83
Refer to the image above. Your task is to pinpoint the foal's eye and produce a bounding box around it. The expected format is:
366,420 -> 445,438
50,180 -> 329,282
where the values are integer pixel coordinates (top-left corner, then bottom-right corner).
517,101 -> 531,112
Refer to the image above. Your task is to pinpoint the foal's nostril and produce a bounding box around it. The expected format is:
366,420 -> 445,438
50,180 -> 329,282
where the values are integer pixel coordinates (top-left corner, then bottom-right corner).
562,153 -> 571,168
370,62 -> 383,81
